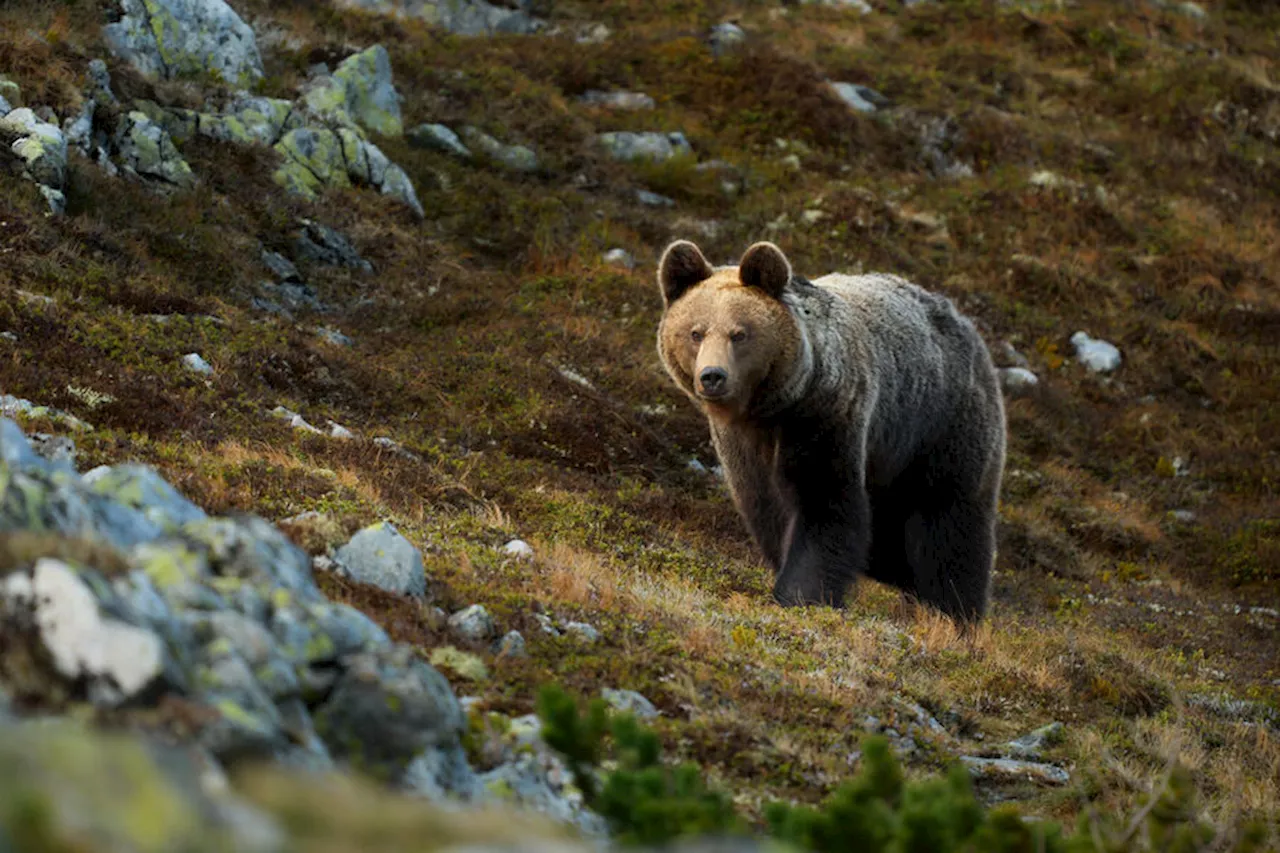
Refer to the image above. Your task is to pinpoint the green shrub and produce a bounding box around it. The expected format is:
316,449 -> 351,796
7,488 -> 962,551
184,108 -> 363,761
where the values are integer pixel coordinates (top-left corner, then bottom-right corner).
536,686 -> 1272,852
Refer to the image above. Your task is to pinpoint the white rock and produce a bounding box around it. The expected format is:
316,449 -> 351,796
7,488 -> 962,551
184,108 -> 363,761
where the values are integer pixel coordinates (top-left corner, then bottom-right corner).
578,90 -> 655,111
327,421 -> 355,440
449,604 -> 496,641
182,353 -> 213,375
999,367 -> 1039,394
2,558 -> 165,705
1069,331 -> 1122,373
602,248 -> 635,269
103,0 -> 265,85
829,82 -> 880,113
563,621 -> 600,643
503,539 -> 534,559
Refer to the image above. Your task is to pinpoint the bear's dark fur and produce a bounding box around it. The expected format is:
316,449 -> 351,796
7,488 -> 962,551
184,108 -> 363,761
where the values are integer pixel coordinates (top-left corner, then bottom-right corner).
655,239 -> 1006,624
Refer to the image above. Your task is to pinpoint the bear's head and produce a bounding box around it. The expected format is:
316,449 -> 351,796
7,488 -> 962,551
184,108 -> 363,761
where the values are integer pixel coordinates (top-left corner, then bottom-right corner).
655,239 -> 802,420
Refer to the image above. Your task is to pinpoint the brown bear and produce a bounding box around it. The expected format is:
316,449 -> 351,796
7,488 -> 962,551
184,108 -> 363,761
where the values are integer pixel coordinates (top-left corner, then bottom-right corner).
655,239 -> 1006,624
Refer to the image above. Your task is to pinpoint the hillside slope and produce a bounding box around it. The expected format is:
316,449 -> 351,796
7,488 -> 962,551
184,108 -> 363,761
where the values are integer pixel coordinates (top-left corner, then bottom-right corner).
1,0 -> 1277,847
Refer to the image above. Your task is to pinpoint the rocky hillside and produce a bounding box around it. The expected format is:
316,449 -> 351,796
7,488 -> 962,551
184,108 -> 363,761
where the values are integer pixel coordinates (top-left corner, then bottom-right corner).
1,0 -> 1278,849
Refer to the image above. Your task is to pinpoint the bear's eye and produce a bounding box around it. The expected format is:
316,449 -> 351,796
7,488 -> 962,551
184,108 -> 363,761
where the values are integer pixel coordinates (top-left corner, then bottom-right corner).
690,330 -> 704,344
730,330 -> 747,343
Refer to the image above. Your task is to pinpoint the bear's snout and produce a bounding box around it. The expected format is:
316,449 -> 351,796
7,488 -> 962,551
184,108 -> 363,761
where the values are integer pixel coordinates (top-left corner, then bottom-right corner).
698,366 -> 729,398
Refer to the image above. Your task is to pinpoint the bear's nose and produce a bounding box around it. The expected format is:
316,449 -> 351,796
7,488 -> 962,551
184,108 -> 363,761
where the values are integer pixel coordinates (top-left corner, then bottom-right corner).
698,367 -> 728,398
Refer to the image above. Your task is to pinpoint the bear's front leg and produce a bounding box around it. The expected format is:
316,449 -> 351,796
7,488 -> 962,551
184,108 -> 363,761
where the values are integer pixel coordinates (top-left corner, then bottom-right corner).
710,424 -> 794,572
770,462 -> 870,609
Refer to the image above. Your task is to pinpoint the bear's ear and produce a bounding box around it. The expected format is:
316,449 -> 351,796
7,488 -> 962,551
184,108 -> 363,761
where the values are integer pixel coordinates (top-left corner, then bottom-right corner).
657,240 -> 714,306
738,241 -> 792,300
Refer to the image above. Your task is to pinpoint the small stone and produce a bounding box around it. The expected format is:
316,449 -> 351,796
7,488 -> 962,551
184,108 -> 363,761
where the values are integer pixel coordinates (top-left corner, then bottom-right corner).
314,326 -> 354,347
563,621 -> 600,643
182,353 -> 213,375
961,756 -> 1070,786
687,458 -> 709,475
1069,331 -> 1122,373
999,367 -> 1039,394
708,22 -> 746,57
1004,721 -> 1065,759
448,604 -> 496,642
460,126 -> 539,173
997,341 -> 1030,368
270,406 -> 323,435
533,613 -> 560,636
494,630 -> 527,659
327,421 -> 355,440
503,539 -> 534,560
578,90 -> 655,111
407,123 -> 472,159
28,433 -> 77,467
597,131 -> 692,164
601,688 -> 658,720
1171,509 -> 1197,524
829,82 -> 885,114
334,521 -> 428,598
602,248 -> 636,269
635,189 -> 676,207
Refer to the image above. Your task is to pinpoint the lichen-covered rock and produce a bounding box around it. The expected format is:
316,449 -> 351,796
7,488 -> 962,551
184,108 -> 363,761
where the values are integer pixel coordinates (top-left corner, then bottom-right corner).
578,90 -> 655,111
0,106 -> 69,189
181,515 -> 322,603
312,644 -> 465,781
402,741 -> 482,800
494,630 -> 527,659
0,718 -> 281,853
430,645 -> 489,681
601,687 -> 658,720
960,755 -> 1070,786
460,126 -> 539,173
1004,721 -> 1065,759
83,463 -> 208,531
449,604 -> 496,641
115,111 -> 197,187
333,0 -> 545,36
408,122 -> 472,158
301,44 -> 404,137
293,219 -> 373,271
103,0 -> 265,86
596,130 -> 692,163
334,520 -> 428,598
272,127 -> 424,217
1,558 -> 173,707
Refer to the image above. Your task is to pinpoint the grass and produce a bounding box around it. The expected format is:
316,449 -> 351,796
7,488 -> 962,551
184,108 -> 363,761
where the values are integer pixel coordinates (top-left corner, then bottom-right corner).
1,0 -> 1278,845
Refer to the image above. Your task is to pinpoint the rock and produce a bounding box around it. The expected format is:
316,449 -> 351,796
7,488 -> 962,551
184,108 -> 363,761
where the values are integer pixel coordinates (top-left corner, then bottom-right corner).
602,248 -> 635,269
1,558 -> 170,707
802,0 -> 873,11
103,0 -> 265,85
999,367 -> 1039,395
578,90 -> 655,111
494,630 -> 527,659
503,539 -> 534,559
478,750 -> 608,838
1069,331 -> 1121,373
261,250 -> 301,283
829,82 -> 887,114
961,756 -> 1069,786
115,111 -> 197,187
333,0 -> 545,36
460,126 -> 539,173
601,688 -> 658,720
28,433 -> 77,467
532,613 -> 560,637
0,106 -> 69,190
334,521 -> 428,598
82,463 -> 208,531
0,75 -> 19,107
997,340 -> 1030,369
300,44 -> 404,137
708,22 -> 746,57
1170,509 -> 1197,524
430,645 -> 489,681
449,604 -> 496,641
272,127 -> 424,218
145,94 -> 302,148
271,406 -> 323,435
0,718 -> 284,853
562,621 -> 600,643
636,189 -> 676,207
596,130 -> 692,164
314,326 -> 354,347
182,514 -> 322,602
1004,721 -> 1065,759
293,219 -> 373,272
182,352 -> 213,375
402,742 -> 481,800
407,123 -> 472,158
327,421 -> 355,440
312,644 -> 465,781
893,109 -> 973,180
